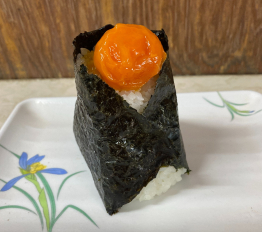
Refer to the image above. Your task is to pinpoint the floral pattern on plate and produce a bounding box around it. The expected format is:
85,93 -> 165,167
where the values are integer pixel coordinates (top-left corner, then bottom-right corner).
204,92 -> 262,120
0,144 -> 98,232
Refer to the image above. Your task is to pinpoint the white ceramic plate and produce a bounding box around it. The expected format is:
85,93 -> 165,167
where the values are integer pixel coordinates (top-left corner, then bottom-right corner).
0,91 -> 262,232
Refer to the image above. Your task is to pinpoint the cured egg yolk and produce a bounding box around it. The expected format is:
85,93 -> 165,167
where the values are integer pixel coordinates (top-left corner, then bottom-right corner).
93,24 -> 166,91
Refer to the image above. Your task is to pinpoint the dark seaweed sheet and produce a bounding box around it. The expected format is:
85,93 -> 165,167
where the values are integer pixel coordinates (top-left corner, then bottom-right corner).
73,25 -> 189,215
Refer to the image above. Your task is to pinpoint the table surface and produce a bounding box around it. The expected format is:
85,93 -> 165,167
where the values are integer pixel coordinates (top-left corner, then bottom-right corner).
1,75 -> 262,129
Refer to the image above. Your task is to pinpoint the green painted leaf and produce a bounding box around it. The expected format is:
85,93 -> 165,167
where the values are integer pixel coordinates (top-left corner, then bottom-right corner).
226,102 -> 262,117
225,106 -> 234,121
20,169 -> 42,192
25,175 -> 42,193
225,102 -> 238,113
0,144 -> 20,159
254,109 -> 262,114
28,174 -> 37,181
0,179 -> 44,230
39,188 -> 50,231
57,171 -> 85,200
23,174 -> 50,231
37,173 -> 56,232
20,168 -> 29,175
237,110 -> 253,114
203,97 -> 225,108
226,103 -> 253,115
54,205 -> 98,228
226,101 -> 248,106
233,111 -> 261,117
217,92 -> 225,101
0,205 -> 36,215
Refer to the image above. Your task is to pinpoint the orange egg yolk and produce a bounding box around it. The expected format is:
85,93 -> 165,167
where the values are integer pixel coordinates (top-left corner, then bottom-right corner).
93,24 -> 166,91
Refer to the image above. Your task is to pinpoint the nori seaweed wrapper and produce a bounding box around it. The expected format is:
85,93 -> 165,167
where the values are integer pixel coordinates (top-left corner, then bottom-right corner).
73,25 -> 190,215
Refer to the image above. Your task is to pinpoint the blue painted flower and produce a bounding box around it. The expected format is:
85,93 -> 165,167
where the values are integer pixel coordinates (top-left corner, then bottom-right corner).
1,152 -> 67,191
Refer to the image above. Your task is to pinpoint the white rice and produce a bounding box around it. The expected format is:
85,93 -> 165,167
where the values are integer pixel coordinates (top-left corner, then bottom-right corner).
78,48 -> 187,201
135,167 -> 187,201
116,75 -> 158,113
75,48 -> 87,69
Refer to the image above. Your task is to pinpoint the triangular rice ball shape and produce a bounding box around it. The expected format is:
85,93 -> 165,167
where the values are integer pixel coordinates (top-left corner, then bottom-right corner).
73,25 -> 190,215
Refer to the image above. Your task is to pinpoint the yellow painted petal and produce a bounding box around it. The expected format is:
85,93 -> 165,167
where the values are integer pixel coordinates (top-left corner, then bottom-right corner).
29,162 -> 46,174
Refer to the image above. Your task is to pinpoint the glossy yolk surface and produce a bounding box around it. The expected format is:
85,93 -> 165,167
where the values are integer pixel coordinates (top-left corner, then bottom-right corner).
93,23 -> 166,90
